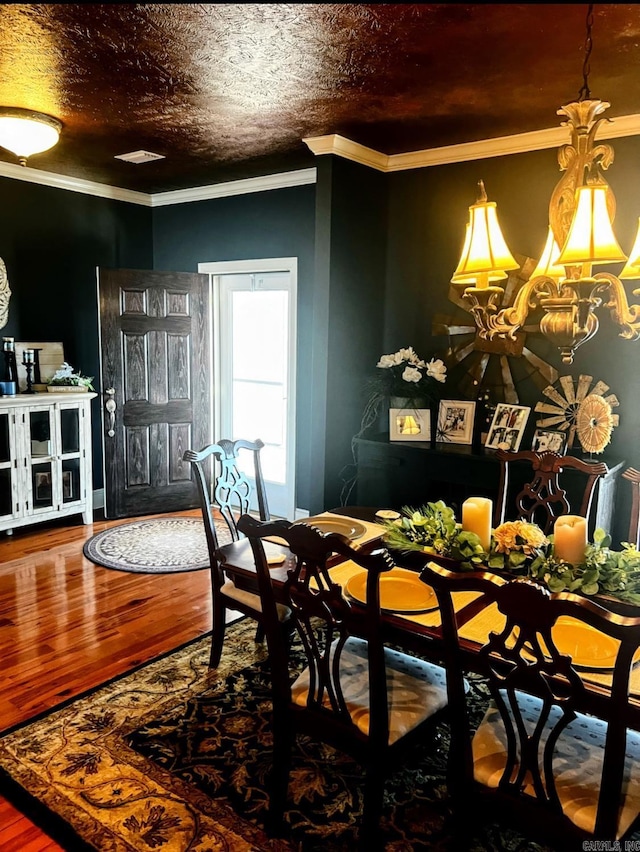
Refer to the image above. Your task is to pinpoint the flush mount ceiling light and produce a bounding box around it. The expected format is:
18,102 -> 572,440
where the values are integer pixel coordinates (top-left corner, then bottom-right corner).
451,4 -> 640,364
0,107 -> 62,166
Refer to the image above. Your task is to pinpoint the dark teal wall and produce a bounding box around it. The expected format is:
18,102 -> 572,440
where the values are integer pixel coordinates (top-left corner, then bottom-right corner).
151,184 -> 316,509
0,176 -> 153,487
311,156 -> 388,512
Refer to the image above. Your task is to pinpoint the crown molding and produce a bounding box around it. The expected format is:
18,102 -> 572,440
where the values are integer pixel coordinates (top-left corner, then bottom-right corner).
2,111 -> 639,204
0,160 -> 150,204
303,134 -> 388,171
304,114 -> 640,172
150,168 -> 317,207
0,162 -> 316,207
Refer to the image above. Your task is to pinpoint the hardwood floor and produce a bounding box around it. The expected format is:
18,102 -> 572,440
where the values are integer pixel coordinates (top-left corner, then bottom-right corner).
0,509 -> 214,849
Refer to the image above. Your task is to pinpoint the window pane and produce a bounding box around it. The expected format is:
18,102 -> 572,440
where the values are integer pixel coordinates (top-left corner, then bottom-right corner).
231,291 -> 287,384
232,381 -> 284,446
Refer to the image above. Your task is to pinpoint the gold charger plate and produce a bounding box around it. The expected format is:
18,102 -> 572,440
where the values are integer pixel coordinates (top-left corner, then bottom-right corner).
297,516 -> 367,540
345,567 -> 437,614
525,617 -> 640,671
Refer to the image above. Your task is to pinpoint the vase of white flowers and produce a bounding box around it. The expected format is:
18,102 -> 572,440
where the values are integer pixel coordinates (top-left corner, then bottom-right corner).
376,347 -> 447,406
367,346 -> 447,435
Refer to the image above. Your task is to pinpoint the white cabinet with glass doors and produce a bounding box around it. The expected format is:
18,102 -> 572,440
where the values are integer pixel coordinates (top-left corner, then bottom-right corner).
0,392 -> 96,534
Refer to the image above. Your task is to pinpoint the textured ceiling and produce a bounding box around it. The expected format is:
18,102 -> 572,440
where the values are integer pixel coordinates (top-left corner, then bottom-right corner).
1,3 -> 640,193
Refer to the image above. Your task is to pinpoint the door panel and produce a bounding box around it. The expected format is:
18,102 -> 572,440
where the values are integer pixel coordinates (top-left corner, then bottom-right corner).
98,268 -> 210,519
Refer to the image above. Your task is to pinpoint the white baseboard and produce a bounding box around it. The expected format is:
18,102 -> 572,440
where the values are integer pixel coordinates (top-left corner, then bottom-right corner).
294,507 -> 309,519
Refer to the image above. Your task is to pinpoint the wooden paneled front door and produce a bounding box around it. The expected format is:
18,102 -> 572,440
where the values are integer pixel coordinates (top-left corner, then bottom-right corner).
98,268 -> 211,519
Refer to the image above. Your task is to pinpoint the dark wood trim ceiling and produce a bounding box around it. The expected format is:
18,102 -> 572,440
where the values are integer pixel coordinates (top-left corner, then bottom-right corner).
0,3 -> 639,193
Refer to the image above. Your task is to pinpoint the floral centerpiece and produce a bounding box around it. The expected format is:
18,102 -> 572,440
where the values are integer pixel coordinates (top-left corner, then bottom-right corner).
382,504 -> 640,604
47,362 -> 95,392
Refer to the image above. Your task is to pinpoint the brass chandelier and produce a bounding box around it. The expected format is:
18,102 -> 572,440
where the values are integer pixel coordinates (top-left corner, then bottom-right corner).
451,5 -> 640,364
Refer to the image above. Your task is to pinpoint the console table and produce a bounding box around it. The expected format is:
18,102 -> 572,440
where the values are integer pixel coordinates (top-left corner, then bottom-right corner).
354,433 -> 625,542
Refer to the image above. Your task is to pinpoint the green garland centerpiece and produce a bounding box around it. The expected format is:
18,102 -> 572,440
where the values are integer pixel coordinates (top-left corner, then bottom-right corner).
382,504 -> 640,604
381,501 -> 486,570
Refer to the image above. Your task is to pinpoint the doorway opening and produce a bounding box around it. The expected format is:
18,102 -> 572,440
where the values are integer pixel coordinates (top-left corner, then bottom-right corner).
199,258 -> 297,520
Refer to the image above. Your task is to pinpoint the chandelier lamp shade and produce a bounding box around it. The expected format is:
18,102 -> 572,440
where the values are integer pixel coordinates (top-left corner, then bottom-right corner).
451,7 -> 640,364
0,107 -> 62,166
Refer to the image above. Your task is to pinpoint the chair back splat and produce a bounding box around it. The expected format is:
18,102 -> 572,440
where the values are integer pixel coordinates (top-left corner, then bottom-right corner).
238,514 -> 450,850
183,438 -> 273,668
495,449 -> 608,534
421,560 -> 640,846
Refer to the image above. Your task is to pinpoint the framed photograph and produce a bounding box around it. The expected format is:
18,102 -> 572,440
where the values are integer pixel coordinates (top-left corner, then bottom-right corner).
34,471 -> 52,503
389,408 -> 431,442
531,428 -> 567,454
436,400 -> 476,445
485,403 -> 531,451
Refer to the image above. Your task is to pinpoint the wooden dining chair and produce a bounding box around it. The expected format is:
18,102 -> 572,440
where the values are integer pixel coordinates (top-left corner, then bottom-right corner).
622,467 -> 640,549
420,560 -> 640,848
237,513 -> 451,851
184,439 -> 287,668
494,449 -> 608,534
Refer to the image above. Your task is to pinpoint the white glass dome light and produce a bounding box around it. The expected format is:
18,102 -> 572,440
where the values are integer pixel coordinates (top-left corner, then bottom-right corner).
0,108 -> 62,165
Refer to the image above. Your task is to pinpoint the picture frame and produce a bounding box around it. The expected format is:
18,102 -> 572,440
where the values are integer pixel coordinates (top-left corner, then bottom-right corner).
485,403 -> 531,451
531,428 -> 567,454
34,471 -> 52,503
436,399 -> 476,445
389,407 -> 431,442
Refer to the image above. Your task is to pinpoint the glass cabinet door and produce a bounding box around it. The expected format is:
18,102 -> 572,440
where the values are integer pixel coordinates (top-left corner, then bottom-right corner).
27,406 -> 56,513
0,410 -> 18,520
59,405 -> 83,506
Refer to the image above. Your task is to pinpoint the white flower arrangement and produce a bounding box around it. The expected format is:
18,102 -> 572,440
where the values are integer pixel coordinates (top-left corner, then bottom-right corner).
375,346 -> 447,398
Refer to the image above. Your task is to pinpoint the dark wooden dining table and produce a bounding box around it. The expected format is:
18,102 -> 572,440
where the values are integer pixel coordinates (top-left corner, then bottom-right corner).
216,506 -> 640,724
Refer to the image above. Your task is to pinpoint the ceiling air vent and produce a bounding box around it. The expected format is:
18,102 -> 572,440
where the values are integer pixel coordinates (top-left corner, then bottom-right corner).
114,150 -> 165,164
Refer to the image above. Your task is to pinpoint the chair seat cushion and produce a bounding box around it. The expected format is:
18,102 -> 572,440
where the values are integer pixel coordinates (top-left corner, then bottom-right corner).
221,579 -> 290,621
473,691 -> 640,837
291,636 -> 448,745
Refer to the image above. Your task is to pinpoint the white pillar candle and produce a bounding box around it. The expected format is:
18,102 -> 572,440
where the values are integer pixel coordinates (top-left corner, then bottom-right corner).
553,515 -> 588,565
462,497 -> 493,551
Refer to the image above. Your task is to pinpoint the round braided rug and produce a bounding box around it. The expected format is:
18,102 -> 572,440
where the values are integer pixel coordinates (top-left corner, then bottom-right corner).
83,516 -> 232,574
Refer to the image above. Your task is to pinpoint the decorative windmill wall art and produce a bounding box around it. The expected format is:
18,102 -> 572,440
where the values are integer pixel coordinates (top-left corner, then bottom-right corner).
575,394 -> 614,455
534,374 -> 619,453
433,257 -> 558,404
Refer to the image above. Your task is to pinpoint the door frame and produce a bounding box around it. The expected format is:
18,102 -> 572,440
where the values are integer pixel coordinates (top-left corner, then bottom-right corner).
198,257 -> 298,520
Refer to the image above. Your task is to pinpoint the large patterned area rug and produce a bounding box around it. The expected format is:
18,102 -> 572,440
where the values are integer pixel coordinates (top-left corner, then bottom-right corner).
0,620 -> 554,852
83,515 -> 232,573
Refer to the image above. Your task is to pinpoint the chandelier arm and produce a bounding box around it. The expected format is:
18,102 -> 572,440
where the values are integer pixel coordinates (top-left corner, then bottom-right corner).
486,276 -> 558,338
592,272 -> 640,340
462,287 -> 504,339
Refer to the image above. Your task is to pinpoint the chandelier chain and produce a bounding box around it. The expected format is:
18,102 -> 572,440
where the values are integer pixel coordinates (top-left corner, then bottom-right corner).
578,3 -> 594,101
